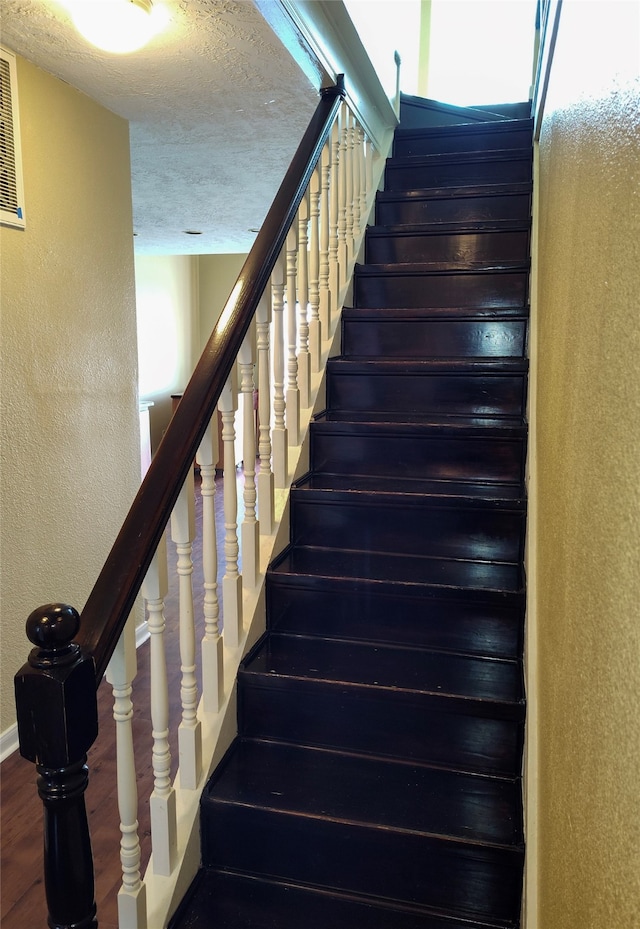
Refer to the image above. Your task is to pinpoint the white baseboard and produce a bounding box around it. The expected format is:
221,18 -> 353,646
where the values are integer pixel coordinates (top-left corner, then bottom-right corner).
0,722 -> 19,763
135,619 -> 150,649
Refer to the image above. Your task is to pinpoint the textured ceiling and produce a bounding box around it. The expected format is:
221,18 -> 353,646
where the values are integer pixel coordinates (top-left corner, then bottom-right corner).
1,0 -> 324,254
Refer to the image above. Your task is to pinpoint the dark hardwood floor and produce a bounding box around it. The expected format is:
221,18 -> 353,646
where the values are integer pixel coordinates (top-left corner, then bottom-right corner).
1,468 -> 235,929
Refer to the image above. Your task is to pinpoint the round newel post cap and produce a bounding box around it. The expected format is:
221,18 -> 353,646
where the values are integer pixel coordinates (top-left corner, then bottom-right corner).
26,603 -> 81,666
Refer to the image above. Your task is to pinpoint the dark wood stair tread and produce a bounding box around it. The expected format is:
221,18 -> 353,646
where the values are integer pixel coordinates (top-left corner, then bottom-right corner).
170,869 -> 519,929
294,473 -> 525,503
342,305 -> 529,319
270,545 -> 523,594
387,149 -> 533,168
365,220 -> 531,236
314,411 -> 527,431
241,633 -> 524,709
327,356 -> 528,373
206,739 -> 524,848
377,181 -> 532,202
355,262 -> 530,276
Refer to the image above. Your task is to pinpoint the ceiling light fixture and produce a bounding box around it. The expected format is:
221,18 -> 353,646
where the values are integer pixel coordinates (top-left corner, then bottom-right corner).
67,1 -> 169,55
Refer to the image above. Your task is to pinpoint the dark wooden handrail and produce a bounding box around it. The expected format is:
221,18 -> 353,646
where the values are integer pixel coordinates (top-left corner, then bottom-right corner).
80,77 -> 345,682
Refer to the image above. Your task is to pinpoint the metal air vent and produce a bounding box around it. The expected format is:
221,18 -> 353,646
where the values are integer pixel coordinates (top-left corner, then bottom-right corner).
0,46 -> 25,229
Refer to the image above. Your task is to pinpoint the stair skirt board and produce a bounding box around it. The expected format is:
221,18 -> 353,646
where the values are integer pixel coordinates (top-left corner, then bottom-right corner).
170,108 -> 531,928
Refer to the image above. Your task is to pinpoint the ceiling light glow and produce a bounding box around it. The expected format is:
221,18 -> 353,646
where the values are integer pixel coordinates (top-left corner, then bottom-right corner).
67,0 -> 169,55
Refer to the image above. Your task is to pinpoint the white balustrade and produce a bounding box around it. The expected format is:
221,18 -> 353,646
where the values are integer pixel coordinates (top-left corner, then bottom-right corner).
285,225 -> 301,445
106,618 -> 147,929
257,291 -> 275,533
102,94 -> 390,929
219,372 -> 243,647
198,418 -> 224,713
239,329 -> 259,588
141,536 -> 177,877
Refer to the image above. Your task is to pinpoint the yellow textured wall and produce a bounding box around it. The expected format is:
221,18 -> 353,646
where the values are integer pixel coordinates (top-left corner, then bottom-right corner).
0,57 -> 140,736
135,254 -> 199,452
535,2 -> 640,925
197,253 -> 248,353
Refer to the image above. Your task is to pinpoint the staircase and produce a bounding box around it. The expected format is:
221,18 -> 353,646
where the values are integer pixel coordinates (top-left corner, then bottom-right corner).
170,97 -> 531,929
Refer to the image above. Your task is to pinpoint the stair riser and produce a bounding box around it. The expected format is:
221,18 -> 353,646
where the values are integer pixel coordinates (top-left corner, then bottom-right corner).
376,192 -> 531,226
354,269 -> 529,309
366,229 -> 530,265
238,679 -> 524,775
326,371 -> 528,418
385,158 -> 531,191
311,427 -> 526,483
201,804 -> 524,924
290,496 -> 525,563
342,317 -> 527,358
393,126 -> 533,158
266,579 -> 524,659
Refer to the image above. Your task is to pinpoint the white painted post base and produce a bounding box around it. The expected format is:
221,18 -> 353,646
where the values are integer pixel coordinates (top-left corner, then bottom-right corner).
309,317 -> 322,373
117,883 -> 147,929
150,789 -> 177,877
179,720 -> 202,790
223,573 -> 243,648
272,428 -> 288,489
258,469 -> 275,535
202,634 -> 224,714
286,387 -> 300,447
242,519 -> 260,590
298,351 -> 311,410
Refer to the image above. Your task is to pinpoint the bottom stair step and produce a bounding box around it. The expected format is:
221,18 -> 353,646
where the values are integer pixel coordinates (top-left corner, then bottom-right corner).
200,740 -> 524,925
169,869 -> 519,929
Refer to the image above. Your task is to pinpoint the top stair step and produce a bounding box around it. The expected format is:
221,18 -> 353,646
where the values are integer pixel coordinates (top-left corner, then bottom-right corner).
385,151 -> 533,192
393,120 -> 534,158
399,93 -> 524,128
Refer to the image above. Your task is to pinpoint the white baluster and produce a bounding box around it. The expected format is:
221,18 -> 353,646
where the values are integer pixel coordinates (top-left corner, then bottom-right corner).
352,115 -> 362,246
271,253 -> 288,488
198,419 -> 223,713
297,193 -> 311,409
345,108 -> 355,263
239,328 -> 259,588
309,164 -> 322,372
256,291 -> 275,533
366,137 -> 374,223
319,139 -> 332,337
219,372 -> 243,647
286,222 -> 301,445
338,104 -> 349,289
141,537 -> 177,877
358,126 -> 368,232
329,119 -> 341,309
106,618 -> 147,929
171,468 -> 202,790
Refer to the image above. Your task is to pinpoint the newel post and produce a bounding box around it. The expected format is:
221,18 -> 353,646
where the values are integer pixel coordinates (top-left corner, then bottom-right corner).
14,603 -> 99,929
